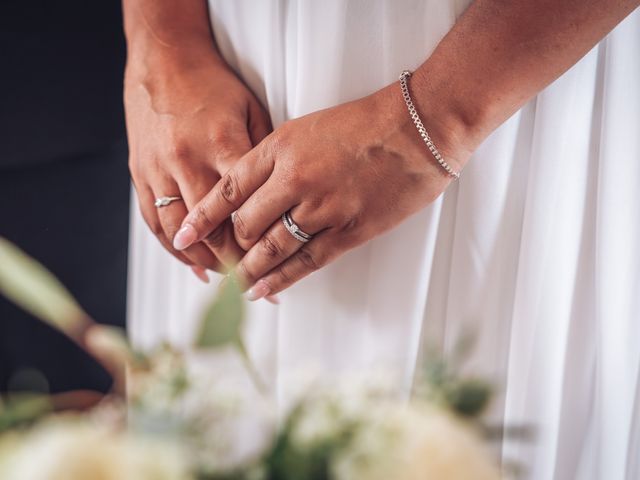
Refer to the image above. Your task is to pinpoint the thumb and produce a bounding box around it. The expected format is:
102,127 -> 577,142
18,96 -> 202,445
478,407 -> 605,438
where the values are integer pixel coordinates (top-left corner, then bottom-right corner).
247,98 -> 273,146
210,122 -> 253,175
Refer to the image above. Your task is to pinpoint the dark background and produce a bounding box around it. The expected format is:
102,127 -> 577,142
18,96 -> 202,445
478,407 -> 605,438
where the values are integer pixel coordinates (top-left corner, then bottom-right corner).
0,0 -> 129,393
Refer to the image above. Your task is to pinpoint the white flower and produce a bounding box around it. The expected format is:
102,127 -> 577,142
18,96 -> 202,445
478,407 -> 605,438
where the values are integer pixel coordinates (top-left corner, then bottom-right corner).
288,373 -> 400,449
0,418 -> 191,480
332,403 -> 501,480
129,349 -> 275,474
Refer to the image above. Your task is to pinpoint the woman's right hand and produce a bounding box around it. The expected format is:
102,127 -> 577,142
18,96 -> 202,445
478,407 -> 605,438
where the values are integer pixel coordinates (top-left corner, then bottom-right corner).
125,49 -> 272,280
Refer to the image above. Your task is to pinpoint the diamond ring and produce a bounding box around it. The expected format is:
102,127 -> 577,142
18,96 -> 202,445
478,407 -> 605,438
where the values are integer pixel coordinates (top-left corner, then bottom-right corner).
154,196 -> 182,208
282,211 -> 314,243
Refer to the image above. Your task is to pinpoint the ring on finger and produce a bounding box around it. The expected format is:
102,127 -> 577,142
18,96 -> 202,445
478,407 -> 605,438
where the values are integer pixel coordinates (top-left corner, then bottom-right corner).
155,196 -> 183,208
281,210 -> 314,243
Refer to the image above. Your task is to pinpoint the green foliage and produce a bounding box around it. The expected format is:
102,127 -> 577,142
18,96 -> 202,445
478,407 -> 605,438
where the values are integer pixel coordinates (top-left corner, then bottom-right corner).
0,395 -> 52,433
418,332 -> 493,418
0,238 -> 504,480
262,402 -> 356,480
196,274 -> 245,349
443,379 -> 492,418
0,237 -> 89,335
194,273 -> 266,394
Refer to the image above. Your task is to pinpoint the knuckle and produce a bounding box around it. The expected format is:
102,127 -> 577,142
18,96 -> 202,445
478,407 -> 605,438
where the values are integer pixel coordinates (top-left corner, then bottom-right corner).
339,213 -> 361,234
296,247 -> 324,271
306,196 -> 324,211
218,172 -> 242,206
210,127 -> 234,148
191,204 -> 213,229
238,262 -> 257,286
204,224 -> 227,249
277,265 -> 294,286
260,233 -> 285,259
171,139 -> 193,166
210,126 -> 242,158
268,130 -> 287,156
279,165 -> 306,191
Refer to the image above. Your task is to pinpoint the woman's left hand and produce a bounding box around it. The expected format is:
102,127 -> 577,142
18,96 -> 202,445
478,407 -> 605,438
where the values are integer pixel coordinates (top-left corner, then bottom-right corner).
172,80 -> 470,299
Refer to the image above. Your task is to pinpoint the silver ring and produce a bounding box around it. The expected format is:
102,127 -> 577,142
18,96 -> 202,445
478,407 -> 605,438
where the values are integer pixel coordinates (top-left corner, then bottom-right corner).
154,196 -> 182,208
282,211 -> 314,243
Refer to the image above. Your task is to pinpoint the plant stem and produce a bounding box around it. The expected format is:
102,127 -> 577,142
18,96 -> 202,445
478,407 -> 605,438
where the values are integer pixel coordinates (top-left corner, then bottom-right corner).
235,339 -> 268,396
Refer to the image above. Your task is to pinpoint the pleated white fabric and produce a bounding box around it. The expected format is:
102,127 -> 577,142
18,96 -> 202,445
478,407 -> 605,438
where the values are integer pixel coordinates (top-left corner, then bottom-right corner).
128,2 -> 640,478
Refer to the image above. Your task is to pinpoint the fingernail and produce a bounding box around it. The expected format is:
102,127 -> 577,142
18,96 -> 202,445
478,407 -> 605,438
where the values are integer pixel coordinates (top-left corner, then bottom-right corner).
191,266 -> 209,283
246,280 -> 271,302
265,294 -> 280,305
173,224 -> 197,250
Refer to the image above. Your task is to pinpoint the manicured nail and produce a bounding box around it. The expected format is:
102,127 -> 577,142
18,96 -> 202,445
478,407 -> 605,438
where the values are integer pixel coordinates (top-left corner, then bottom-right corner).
191,266 -> 209,283
173,224 -> 197,250
246,280 -> 271,301
265,294 -> 280,305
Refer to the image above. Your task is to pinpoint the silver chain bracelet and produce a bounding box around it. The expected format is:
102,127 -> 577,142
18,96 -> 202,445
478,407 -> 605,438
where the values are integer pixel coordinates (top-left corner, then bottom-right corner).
399,70 -> 460,180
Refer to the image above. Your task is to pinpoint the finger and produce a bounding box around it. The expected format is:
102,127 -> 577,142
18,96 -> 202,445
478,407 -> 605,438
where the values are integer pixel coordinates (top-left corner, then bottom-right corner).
231,176 -> 298,251
177,171 -> 245,268
234,204 -> 325,289
200,126 -> 254,266
134,183 -> 193,266
173,148 -> 275,251
202,218 -> 245,268
209,122 -> 254,176
152,180 -> 224,272
265,295 -> 280,305
247,99 -> 273,146
246,231 -> 338,300
191,266 -> 210,283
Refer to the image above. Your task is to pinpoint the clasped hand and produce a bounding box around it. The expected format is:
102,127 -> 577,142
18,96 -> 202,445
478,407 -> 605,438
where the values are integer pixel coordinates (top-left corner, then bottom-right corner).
170,82 -> 462,301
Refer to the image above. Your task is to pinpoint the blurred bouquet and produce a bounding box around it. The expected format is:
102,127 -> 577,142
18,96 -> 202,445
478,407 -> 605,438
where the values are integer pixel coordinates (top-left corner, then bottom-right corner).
0,238 -> 504,480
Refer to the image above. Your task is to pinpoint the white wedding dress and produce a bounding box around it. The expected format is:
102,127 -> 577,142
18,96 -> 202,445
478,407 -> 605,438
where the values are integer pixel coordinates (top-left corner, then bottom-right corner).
128,2 -> 640,478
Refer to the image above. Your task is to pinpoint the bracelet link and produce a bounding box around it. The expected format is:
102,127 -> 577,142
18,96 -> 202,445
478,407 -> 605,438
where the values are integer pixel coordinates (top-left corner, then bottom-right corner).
399,70 -> 461,180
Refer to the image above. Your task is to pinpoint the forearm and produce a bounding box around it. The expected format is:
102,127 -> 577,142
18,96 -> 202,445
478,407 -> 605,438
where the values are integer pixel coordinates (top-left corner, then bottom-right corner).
122,0 -> 223,73
412,0 -> 640,165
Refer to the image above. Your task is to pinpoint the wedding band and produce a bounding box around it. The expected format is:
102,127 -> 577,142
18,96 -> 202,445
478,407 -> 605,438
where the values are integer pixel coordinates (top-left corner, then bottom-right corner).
154,196 -> 182,208
282,211 -> 314,243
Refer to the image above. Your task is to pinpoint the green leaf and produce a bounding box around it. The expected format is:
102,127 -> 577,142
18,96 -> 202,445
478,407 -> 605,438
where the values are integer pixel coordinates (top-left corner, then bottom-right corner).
195,273 -> 245,349
194,274 -> 268,394
0,394 -> 52,432
0,237 -> 89,334
444,378 -> 492,418
194,273 -> 269,394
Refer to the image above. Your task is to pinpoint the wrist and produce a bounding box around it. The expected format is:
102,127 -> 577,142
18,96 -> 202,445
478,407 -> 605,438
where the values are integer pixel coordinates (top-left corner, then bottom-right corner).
411,59 -> 513,173
123,2 -> 226,81
125,34 -> 226,79
372,71 -> 477,177
406,68 -> 482,173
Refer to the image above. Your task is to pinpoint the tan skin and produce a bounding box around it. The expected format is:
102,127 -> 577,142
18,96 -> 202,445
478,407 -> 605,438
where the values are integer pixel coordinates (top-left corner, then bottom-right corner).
124,0 -> 271,281
124,0 -> 640,299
